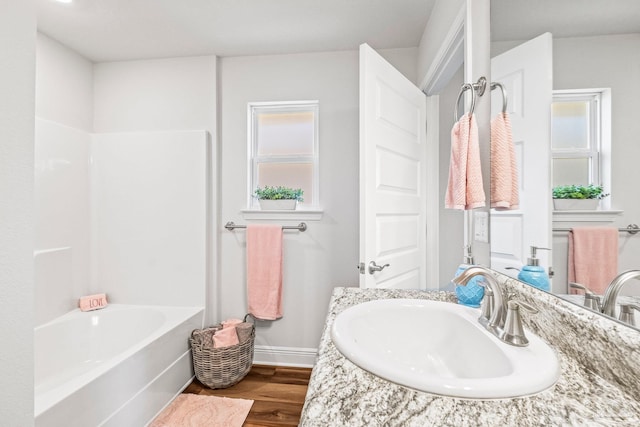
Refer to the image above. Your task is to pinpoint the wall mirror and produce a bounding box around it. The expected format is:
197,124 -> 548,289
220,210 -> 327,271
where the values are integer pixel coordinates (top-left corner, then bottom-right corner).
489,0 -> 640,330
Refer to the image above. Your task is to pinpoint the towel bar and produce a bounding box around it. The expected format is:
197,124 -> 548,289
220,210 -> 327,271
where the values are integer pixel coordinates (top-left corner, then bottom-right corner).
552,224 -> 639,235
224,221 -> 307,232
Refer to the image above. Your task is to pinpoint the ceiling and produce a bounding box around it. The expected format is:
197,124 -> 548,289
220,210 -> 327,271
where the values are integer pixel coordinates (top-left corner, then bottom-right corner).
36,0 -> 436,63
37,0 -> 640,64
491,0 -> 640,41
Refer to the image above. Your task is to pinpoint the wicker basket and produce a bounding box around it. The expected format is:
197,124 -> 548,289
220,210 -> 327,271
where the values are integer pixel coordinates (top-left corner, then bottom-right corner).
190,314 -> 255,389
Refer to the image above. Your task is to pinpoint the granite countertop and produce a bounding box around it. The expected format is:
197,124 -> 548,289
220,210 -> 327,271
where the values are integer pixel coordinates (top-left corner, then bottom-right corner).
299,287 -> 640,427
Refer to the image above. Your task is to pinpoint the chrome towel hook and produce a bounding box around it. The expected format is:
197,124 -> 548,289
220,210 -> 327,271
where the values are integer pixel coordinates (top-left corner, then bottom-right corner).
454,77 -> 487,121
491,82 -> 508,114
454,83 -> 475,121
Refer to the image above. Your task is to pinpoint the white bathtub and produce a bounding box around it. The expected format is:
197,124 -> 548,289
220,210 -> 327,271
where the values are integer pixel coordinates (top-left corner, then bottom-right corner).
34,304 -> 204,427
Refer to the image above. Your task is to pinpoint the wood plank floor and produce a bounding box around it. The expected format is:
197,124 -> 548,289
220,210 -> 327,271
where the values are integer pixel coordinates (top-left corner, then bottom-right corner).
184,365 -> 313,426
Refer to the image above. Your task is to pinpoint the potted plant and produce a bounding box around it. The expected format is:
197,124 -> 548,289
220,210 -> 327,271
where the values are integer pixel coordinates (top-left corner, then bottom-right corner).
552,184 -> 609,210
254,186 -> 304,210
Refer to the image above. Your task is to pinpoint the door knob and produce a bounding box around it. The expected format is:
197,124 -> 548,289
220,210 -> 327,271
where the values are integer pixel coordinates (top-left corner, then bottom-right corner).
368,261 -> 390,275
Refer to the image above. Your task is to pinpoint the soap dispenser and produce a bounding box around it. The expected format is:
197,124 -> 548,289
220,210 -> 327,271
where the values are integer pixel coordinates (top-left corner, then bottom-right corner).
517,246 -> 551,292
454,245 -> 485,307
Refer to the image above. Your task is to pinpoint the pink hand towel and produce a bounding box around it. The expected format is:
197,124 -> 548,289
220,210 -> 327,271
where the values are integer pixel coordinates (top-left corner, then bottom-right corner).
568,227 -> 618,294
247,224 -> 283,320
221,318 -> 243,328
490,112 -> 519,210
445,113 -> 486,210
212,327 -> 239,348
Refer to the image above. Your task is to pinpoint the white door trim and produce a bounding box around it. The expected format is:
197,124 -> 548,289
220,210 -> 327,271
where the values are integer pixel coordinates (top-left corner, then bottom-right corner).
418,4 -> 465,290
425,95 -> 440,290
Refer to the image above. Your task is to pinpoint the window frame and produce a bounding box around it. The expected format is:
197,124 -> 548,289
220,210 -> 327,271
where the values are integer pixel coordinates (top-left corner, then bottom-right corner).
247,100 -> 320,210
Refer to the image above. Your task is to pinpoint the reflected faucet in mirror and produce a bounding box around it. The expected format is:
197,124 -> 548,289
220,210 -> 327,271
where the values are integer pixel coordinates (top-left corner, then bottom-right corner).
569,282 -> 602,311
602,271 -> 640,324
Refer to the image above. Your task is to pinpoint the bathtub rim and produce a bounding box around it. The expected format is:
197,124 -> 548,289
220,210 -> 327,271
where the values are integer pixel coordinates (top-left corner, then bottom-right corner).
34,304 -> 204,418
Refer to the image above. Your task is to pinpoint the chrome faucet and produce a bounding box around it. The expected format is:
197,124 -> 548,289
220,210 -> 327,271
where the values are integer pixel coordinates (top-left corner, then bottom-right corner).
601,270 -> 640,317
453,266 -> 505,335
453,266 -> 538,347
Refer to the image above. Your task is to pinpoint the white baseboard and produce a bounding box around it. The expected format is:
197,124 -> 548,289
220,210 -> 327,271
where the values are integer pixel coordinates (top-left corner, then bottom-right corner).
253,345 -> 317,368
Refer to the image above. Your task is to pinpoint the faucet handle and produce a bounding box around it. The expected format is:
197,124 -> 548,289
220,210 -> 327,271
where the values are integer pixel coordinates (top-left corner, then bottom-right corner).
583,293 -> 602,311
618,303 -> 640,326
501,300 -> 538,347
569,282 -> 594,295
511,299 -> 539,314
479,287 -> 494,325
568,282 -> 602,310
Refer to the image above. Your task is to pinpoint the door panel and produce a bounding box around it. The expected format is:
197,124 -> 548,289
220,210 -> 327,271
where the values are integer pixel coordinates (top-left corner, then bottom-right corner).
490,33 -> 553,276
359,43 -> 427,289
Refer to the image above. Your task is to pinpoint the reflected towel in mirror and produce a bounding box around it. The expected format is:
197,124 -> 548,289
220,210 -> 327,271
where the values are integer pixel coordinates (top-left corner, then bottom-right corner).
490,112 -> 519,210
568,227 -> 618,295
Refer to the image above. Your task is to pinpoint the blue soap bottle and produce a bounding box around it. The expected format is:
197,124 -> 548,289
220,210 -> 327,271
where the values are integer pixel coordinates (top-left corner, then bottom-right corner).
454,245 -> 485,308
517,246 -> 551,292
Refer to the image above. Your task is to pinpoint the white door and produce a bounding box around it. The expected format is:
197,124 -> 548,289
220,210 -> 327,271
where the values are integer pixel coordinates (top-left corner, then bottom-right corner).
359,44 -> 427,289
490,33 -> 553,276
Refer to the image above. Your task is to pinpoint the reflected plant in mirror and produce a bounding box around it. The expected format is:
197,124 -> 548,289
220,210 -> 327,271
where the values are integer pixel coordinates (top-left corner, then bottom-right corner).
552,185 -> 609,210
552,185 -> 608,200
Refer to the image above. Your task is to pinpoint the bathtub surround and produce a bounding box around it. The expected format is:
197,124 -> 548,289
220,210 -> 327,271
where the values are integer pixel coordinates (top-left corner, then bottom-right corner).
300,280 -> 640,425
90,131 -> 209,307
34,122 -> 210,323
34,119 -> 91,325
35,34 -> 219,322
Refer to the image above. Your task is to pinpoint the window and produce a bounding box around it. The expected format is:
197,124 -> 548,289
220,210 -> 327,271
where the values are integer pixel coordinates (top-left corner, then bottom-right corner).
248,101 -> 319,209
551,89 -> 611,206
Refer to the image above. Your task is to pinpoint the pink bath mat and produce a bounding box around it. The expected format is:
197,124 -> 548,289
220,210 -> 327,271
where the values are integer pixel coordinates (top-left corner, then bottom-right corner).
150,394 -> 253,427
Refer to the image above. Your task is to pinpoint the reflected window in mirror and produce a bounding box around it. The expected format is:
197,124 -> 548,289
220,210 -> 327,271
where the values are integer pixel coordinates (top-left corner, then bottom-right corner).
551,89 -> 611,209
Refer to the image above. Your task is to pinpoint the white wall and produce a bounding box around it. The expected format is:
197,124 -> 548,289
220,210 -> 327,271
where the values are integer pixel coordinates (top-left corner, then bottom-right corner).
93,56 -> 217,133
0,1 -> 36,424
36,33 -> 93,131
417,0 -> 465,84
219,48 -> 417,365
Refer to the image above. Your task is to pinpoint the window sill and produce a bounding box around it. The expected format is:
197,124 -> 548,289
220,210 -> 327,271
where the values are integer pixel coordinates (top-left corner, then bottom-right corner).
241,209 -> 324,221
552,209 -> 623,223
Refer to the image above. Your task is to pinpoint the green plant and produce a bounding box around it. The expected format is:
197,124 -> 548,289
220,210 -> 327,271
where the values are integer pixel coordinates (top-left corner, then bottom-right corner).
254,186 -> 304,202
552,184 -> 609,200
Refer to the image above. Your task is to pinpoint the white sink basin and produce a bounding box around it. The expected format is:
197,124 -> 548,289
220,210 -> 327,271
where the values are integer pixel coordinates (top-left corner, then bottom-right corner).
331,299 -> 560,399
